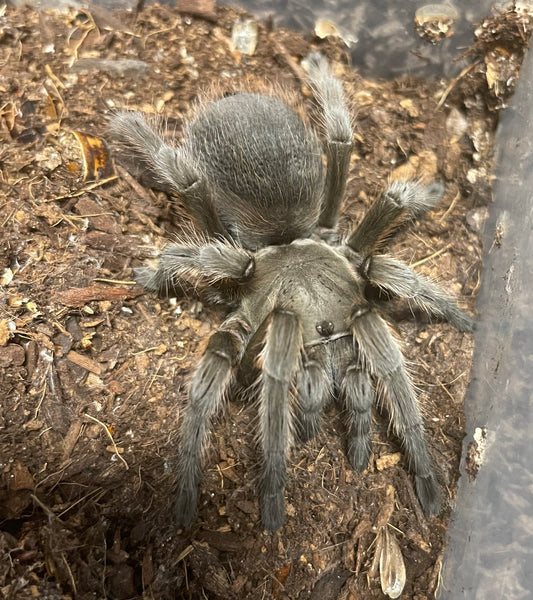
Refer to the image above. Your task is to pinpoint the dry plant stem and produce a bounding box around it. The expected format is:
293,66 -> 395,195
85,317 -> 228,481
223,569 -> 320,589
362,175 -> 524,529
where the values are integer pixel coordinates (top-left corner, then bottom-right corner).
84,413 -> 129,469
270,35 -> 309,83
435,62 -> 478,110
116,164 -> 156,205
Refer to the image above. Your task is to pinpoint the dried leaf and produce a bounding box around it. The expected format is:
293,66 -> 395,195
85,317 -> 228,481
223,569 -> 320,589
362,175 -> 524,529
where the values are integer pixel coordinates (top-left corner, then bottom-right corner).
485,55 -> 500,90
0,268 -> 14,286
1,101 -> 17,131
272,562 -> 292,598
44,92 -> 59,126
73,131 -> 115,181
9,460 -> 34,491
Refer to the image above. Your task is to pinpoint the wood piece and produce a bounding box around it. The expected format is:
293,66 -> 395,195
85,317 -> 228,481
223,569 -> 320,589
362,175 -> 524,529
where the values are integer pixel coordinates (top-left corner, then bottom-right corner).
54,283 -> 143,307
66,350 -> 103,375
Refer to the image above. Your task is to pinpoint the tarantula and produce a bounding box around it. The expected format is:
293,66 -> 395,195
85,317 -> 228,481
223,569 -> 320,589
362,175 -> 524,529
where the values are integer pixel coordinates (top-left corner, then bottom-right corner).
109,54 -> 473,532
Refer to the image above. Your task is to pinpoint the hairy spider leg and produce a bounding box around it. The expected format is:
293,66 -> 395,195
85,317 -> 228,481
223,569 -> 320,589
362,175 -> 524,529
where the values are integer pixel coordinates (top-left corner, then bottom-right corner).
175,314 -> 252,529
133,239 -> 255,296
346,180 -> 445,255
306,52 -> 353,228
108,112 -> 227,238
362,255 -> 474,332
257,309 -> 302,532
350,308 -> 441,515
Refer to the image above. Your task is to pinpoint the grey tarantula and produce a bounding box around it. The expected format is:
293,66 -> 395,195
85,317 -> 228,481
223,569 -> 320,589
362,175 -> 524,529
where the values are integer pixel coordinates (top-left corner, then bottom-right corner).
109,54 -> 473,532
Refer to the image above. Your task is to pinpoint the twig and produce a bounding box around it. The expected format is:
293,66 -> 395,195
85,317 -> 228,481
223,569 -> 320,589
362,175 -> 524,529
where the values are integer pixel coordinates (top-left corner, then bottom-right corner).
61,419 -> 83,462
31,494 -> 57,521
402,473 -> 429,535
216,464 -> 225,489
142,18 -> 182,47
57,487 -> 106,519
66,350 -> 103,375
62,553 -> 77,596
116,164 -> 159,205
410,244 -> 451,268
438,191 -> 460,222
436,62 -> 478,110
176,545 -> 194,562
269,36 -> 308,84
51,175 -> 118,201
84,413 -> 129,469
436,377 -> 456,403
143,358 -> 163,394
33,360 -> 52,420
93,277 -> 137,285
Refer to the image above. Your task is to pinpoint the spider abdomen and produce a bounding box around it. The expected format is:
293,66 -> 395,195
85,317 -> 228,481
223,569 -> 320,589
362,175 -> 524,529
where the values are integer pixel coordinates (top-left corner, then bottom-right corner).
185,94 -> 325,247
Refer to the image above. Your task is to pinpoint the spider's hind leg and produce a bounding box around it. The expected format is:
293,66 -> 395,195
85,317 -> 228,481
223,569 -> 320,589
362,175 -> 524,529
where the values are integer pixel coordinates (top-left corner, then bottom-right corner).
134,239 -> 254,298
350,308 -> 441,515
258,309 -> 302,532
109,112 -> 226,237
174,314 -> 252,529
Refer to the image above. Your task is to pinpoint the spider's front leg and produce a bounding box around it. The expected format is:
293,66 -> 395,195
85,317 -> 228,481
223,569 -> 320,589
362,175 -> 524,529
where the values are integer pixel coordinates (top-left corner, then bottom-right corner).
350,307 -> 441,515
135,240 -> 254,296
361,254 -> 474,332
258,309 -> 302,532
175,314 -> 252,529
109,112 -> 227,237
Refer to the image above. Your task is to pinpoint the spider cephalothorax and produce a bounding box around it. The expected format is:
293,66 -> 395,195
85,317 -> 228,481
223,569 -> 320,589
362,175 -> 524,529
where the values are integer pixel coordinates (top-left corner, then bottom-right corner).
110,54 -> 473,532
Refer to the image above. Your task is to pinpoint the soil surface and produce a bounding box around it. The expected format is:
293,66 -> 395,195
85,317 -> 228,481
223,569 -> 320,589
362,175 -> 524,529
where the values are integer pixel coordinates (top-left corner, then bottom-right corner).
0,3 -> 530,600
